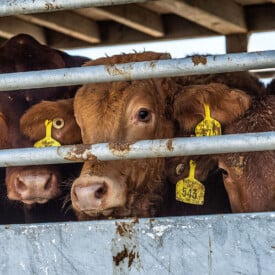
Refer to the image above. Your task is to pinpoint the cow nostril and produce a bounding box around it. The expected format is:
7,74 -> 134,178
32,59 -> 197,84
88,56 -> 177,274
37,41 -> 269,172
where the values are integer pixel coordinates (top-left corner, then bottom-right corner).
15,178 -> 27,192
95,185 -> 107,199
44,174 -> 53,190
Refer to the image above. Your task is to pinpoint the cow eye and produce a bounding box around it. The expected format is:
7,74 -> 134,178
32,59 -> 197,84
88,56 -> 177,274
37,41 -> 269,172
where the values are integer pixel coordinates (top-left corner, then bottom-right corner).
137,108 -> 151,122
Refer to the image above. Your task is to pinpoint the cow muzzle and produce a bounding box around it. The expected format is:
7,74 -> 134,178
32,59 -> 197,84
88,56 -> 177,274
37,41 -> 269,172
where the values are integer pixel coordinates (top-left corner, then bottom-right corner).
71,175 -> 127,217
7,167 -> 62,204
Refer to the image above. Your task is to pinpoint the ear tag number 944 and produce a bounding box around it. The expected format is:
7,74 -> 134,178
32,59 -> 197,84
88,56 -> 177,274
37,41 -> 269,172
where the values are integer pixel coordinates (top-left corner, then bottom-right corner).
195,104 -> 221,137
176,160 -> 205,205
34,120 -> 61,148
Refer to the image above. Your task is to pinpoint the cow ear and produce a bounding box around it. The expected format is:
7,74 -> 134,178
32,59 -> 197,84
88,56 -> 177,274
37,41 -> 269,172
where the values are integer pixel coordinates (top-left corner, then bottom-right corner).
20,98 -> 82,145
173,83 -> 251,135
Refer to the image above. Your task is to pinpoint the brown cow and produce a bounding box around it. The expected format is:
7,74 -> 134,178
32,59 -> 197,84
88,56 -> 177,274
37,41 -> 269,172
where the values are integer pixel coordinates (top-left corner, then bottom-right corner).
171,84 -> 275,213
0,34 -> 88,223
219,96 -> 275,212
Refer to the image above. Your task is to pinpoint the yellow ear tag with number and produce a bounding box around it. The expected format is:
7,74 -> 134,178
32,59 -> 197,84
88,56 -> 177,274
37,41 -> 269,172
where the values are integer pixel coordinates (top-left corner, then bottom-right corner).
195,104 -> 221,137
176,160 -> 205,205
34,120 -> 61,148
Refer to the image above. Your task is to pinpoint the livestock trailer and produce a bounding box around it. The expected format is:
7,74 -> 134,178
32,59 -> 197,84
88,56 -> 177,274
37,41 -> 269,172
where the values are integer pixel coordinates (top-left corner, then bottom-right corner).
0,1 -> 274,274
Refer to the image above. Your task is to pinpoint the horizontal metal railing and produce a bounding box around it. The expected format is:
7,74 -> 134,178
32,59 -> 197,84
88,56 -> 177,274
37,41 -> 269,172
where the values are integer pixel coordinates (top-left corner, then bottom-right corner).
0,132 -> 274,167
0,51 -> 274,91
0,0 -> 149,16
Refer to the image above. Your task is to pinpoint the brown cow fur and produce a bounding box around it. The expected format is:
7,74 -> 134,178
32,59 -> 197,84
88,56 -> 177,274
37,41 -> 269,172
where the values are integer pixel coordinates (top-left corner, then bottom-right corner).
172,83 -> 251,135
20,98 -> 81,145
219,96 -> 275,212
84,51 -> 171,66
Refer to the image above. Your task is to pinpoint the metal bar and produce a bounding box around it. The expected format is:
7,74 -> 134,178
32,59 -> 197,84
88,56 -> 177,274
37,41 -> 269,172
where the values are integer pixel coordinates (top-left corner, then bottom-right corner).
0,51 -> 274,91
1,213 -> 275,274
0,132 -> 274,167
0,0 -> 149,16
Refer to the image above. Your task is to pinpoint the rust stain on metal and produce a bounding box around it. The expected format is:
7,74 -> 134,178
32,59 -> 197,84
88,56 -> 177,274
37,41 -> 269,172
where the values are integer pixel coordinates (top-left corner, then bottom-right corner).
116,219 -> 138,237
72,144 -> 90,155
105,64 -> 131,77
149,218 -> 155,229
149,61 -> 157,69
166,139 -> 174,151
109,142 -> 131,152
45,3 -> 62,11
113,245 -> 139,268
113,219 -> 140,268
192,55 -> 207,66
113,245 -> 128,266
109,142 -> 131,157
59,144 -> 98,162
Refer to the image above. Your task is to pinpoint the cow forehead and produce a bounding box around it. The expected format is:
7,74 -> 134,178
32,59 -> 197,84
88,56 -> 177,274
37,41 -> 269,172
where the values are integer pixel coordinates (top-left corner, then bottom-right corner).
74,81 -> 163,117
74,80 -> 163,143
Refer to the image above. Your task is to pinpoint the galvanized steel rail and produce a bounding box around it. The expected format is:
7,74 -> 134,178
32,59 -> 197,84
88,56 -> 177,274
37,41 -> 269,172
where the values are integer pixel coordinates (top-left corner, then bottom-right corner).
0,51 -> 274,91
0,0 -> 150,16
0,132 -> 274,167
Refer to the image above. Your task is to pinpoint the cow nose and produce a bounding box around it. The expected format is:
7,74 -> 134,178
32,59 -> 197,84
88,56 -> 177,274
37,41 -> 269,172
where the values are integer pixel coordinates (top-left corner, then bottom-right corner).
71,175 -> 127,217
14,173 -> 58,204
73,182 -> 108,210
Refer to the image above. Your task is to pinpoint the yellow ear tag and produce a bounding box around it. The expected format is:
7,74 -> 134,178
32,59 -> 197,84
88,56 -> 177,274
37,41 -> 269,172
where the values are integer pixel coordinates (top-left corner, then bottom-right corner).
34,120 -> 61,148
176,160 -> 205,205
195,104 -> 221,136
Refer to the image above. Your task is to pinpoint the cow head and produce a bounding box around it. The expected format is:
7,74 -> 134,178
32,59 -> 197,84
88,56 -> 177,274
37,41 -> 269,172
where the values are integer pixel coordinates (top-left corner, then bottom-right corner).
0,34 -> 88,208
18,98 -> 82,205
72,78 -> 175,219
218,96 -> 275,212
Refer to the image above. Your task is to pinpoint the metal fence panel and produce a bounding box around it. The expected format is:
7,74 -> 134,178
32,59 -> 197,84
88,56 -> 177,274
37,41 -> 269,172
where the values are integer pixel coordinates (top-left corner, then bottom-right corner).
1,213 -> 274,274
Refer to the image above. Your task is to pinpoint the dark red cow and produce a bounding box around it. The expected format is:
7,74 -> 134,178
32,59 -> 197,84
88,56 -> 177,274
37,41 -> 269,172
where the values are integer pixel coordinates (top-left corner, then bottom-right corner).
0,34 -> 88,223
163,69 -> 265,216
171,84 -> 275,213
